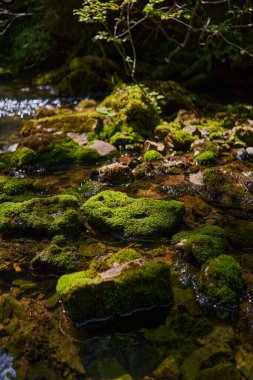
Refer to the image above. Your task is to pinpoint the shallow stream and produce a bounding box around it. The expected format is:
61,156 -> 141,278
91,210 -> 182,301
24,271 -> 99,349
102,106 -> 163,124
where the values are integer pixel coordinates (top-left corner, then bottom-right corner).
0,83 -> 253,380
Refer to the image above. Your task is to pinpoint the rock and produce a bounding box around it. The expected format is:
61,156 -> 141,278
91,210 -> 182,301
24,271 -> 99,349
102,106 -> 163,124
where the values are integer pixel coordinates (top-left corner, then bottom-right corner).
189,171 -> 203,186
167,130 -> 195,150
172,225 -> 228,265
89,140 -> 117,157
82,190 -> 184,239
246,147 -> 253,157
7,143 -> 19,153
201,168 -> 253,210
144,140 -> 165,152
0,195 -> 80,237
98,163 -> 134,184
67,132 -> 88,146
183,124 -> 198,136
231,125 -> 253,146
56,260 -> 172,323
236,148 -> 247,161
198,255 -> 243,305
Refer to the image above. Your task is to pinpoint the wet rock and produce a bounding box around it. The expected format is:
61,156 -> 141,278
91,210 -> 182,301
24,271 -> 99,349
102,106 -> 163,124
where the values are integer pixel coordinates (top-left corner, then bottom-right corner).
246,147 -> 253,158
89,140 -> 117,157
201,168 -> 253,210
144,140 -> 165,152
82,190 -> 184,239
31,243 -> 80,272
98,163 -> 134,184
236,148 -> 247,161
198,255 -> 243,306
231,125 -> 253,146
67,132 -> 88,146
56,260 -> 172,323
189,171 -> 203,186
7,143 -> 19,153
172,225 -> 228,265
183,124 -> 198,136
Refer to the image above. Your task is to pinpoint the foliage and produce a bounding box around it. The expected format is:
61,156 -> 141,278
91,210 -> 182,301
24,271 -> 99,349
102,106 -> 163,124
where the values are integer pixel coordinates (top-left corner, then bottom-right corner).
75,0 -> 253,79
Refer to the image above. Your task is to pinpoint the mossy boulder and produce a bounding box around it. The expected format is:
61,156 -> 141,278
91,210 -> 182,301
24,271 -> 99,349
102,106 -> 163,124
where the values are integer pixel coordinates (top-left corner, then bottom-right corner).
107,248 -> 141,265
198,255 -> 243,306
0,195 -> 80,237
169,130 -> 195,150
98,163 -> 134,184
143,150 -> 163,162
7,136 -> 99,168
172,225 -> 228,265
194,151 -> 216,165
202,168 -> 253,210
82,190 -> 184,239
31,243 -> 80,272
56,260 -> 172,323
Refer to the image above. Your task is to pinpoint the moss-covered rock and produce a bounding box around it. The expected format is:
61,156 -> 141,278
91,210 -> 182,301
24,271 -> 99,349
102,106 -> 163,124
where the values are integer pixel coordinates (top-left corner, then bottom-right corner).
82,190 -> 184,239
0,176 -> 37,202
56,260 -> 172,323
169,130 -> 195,150
31,243 -> 80,272
172,225 -> 228,265
194,151 -> 216,165
98,163 -> 134,184
202,168 -> 253,209
143,150 -> 163,162
0,195 -> 80,237
107,248 -> 141,265
198,255 -> 243,305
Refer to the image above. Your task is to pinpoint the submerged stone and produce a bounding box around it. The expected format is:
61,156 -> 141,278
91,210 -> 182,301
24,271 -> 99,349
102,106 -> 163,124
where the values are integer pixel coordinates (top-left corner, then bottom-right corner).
82,190 -> 184,239
198,255 -> 243,306
56,260 -> 172,323
0,195 -> 80,237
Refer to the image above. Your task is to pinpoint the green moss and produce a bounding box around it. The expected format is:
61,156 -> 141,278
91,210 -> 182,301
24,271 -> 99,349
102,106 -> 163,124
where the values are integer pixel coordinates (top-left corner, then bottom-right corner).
82,190 -> 184,239
0,195 -> 80,237
107,248 -> 141,265
169,130 -> 195,150
56,261 -> 172,323
143,150 -> 162,162
10,147 -> 38,167
0,176 -> 36,202
172,225 -> 228,265
31,243 -> 80,272
194,151 -> 215,165
209,132 -> 223,140
155,122 -> 174,137
198,255 -> 243,305
109,131 -> 143,146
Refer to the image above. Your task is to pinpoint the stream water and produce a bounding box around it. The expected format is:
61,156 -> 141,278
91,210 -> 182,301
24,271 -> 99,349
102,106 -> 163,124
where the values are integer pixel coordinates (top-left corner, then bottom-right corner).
0,83 -> 253,380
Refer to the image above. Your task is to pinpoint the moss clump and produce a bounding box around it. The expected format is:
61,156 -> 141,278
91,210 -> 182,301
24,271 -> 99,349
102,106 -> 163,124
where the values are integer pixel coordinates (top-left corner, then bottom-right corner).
0,176 -> 37,202
31,243 -> 80,272
172,225 -> 228,265
109,131 -> 143,146
82,190 -> 184,239
107,248 -> 141,265
198,255 -> 243,305
10,147 -> 37,167
143,150 -> 162,162
169,130 -> 195,150
209,132 -> 223,140
0,195 -> 80,237
194,151 -> 215,165
56,261 -> 172,323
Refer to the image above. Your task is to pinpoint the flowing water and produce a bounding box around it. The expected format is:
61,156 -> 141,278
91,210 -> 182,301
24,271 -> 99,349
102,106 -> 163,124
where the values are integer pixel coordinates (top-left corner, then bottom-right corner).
0,82 -> 253,380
